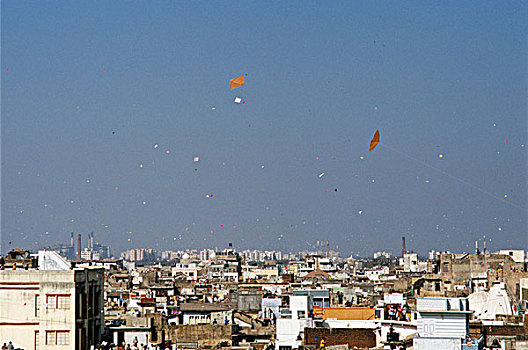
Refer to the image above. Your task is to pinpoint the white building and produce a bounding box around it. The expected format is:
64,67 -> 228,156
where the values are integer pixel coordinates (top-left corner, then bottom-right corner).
373,251 -> 391,259
161,250 -> 179,261
172,263 -> 200,281
0,268 -> 105,350
365,266 -> 390,281
413,297 -> 474,350
428,250 -> 441,261
276,295 -> 314,350
402,253 -> 419,272
497,250 -> 525,264
207,249 -> 241,282
261,298 -> 281,320
38,250 -> 71,271
178,303 -> 234,325
200,249 -> 215,262
109,316 -> 152,348
80,248 -> 101,261
468,282 -> 514,320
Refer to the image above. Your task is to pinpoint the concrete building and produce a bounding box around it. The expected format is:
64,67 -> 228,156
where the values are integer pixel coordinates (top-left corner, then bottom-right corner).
121,248 -> 156,262
468,282 -> 514,320
38,250 -> 71,270
521,278 -> 528,310
156,324 -> 232,349
109,316 -> 153,347
413,297 -> 478,350
261,297 -> 281,321
208,248 -> 242,282
313,306 -> 375,321
292,289 -> 330,308
304,327 -> 377,349
161,250 -> 179,261
0,268 -> 105,350
1,249 -> 38,269
80,248 -> 101,261
438,253 -> 523,284
276,295 -> 314,350
199,249 -> 215,262
429,250 -> 442,261
497,249 -> 526,264
365,266 -> 390,281
171,263 -> 200,281
230,290 -> 263,313
402,252 -> 422,273
43,244 -> 76,262
373,251 -> 391,259
177,303 -> 234,325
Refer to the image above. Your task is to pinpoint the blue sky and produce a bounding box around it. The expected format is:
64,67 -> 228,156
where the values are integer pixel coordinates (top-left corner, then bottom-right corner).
2,1 -> 526,256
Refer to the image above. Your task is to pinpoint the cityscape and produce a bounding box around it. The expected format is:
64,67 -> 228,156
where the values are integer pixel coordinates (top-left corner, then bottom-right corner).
1,233 -> 528,349
1,1 -> 526,350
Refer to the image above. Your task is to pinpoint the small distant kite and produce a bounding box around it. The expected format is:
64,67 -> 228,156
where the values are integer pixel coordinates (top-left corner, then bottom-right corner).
230,75 -> 245,90
369,130 -> 380,152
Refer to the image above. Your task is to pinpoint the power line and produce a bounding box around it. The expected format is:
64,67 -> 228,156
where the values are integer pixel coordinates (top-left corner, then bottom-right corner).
380,143 -> 525,210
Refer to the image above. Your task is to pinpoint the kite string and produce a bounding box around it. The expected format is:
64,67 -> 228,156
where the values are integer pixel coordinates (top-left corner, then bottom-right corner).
379,143 -> 525,210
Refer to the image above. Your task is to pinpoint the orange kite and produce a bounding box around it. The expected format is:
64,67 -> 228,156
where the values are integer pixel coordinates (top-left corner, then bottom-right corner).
369,130 -> 380,152
230,75 -> 245,90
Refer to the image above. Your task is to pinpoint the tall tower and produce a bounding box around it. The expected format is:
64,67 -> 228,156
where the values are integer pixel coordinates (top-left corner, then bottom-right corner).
402,237 -> 406,258
70,232 -> 74,247
77,233 -> 82,260
90,232 -> 94,250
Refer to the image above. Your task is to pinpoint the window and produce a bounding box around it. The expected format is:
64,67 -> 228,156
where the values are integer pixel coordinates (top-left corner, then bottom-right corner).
297,310 -> 305,318
46,331 -> 69,345
443,262 -> 450,273
46,331 -> 56,345
422,320 -> 435,337
46,295 -> 57,309
57,331 -> 69,345
35,331 -> 39,350
57,295 -> 70,309
35,295 -> 40,317
46,295 -> 71,310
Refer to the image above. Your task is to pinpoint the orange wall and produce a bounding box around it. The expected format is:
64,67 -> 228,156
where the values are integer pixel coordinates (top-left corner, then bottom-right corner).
313,306 -> 375,320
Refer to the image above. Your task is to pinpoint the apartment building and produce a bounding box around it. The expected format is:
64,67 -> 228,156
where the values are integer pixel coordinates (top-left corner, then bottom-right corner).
0,268 -> 104,350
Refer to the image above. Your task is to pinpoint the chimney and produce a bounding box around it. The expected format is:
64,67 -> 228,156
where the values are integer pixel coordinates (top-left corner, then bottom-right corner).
475,240 -> 479,254
483,240 -> 487,254
402,237 -> 406,258
90,232 -> 94,250
70,232 -> 74,247
77,233 -> 81,260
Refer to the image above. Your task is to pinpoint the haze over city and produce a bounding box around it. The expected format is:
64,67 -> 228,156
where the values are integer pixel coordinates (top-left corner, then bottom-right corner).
1,1 -> 526,256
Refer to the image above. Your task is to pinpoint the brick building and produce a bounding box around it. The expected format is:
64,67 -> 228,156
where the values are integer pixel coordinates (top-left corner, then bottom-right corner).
304,328 -> 377,349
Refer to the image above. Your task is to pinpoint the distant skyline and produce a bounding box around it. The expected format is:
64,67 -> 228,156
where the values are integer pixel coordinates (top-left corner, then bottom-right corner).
46,230 -> 511,258
2,1 -> 527,256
